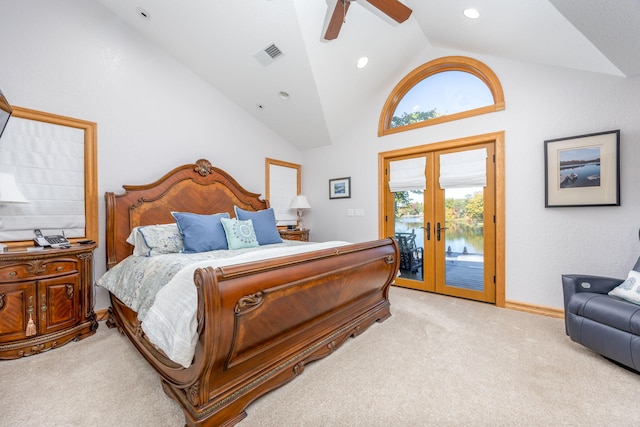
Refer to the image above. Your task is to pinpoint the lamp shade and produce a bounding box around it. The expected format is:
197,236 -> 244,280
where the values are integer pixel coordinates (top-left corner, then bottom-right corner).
290,195 -> 311,210
0,172 -> 29,204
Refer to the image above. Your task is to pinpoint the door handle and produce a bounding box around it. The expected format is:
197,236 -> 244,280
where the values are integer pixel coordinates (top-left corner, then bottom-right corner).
436,222 -> 448,241
420,223 -> 431,240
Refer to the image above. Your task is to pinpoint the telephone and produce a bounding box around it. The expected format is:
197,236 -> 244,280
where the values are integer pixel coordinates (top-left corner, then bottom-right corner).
33,229 -> 70,248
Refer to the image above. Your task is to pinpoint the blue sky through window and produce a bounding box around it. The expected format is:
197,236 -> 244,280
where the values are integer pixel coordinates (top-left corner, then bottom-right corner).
393,71 -> 494,119
559,146 -> 600,162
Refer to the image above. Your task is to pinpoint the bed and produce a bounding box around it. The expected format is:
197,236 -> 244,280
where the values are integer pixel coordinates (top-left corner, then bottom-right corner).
102,159 -> 399,426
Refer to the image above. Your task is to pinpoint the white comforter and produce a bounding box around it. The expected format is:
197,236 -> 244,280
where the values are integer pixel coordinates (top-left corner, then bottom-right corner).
123,241 -> 348,368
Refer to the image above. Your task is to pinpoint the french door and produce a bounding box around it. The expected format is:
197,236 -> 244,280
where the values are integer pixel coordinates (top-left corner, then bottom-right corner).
380,134 -> 503,304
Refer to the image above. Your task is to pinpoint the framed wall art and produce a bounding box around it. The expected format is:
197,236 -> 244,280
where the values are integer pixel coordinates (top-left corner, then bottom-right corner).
329,177 -> 351,199
544,130 -> 620,207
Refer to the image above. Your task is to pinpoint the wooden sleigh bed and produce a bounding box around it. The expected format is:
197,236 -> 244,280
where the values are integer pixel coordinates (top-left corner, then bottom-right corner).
104,159 -> 399,426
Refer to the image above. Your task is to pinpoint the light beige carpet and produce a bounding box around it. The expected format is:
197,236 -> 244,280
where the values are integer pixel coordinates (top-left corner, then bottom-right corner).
1,286 -> 638,426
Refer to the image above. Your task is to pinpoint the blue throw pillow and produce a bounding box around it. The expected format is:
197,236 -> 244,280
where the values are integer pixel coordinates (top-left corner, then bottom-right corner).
234,206 -> 282,245
171,212 -> 230,253
220,218 -> 259,250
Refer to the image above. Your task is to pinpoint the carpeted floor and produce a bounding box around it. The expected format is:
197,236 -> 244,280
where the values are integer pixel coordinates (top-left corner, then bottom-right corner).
1,286 -> 638,426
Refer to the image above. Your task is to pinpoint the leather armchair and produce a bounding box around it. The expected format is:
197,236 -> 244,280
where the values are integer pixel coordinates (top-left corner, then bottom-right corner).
562,260 -> 640,372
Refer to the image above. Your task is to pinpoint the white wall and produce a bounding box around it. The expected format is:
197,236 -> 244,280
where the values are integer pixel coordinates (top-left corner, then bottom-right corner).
0,0 -> 302,309
303,47 -> 640,310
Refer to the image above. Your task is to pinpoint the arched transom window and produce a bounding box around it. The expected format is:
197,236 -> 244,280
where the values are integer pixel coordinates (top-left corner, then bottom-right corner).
379,56 -> 505,136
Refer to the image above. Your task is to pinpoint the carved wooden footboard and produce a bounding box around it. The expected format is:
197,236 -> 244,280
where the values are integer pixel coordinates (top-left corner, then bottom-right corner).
105,159 -> 399,426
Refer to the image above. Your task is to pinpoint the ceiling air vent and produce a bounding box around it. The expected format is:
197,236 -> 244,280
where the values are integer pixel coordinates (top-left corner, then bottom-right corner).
254,43 -> 284,66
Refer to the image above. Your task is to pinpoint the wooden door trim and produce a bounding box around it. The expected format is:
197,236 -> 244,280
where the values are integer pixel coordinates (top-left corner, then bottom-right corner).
378,131 -> 505,307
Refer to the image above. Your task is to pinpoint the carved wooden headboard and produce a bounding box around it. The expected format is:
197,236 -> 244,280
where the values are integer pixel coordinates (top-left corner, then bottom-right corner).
105,159 -> 269,269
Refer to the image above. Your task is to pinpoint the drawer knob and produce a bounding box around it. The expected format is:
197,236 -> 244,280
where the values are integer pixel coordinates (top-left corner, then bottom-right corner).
56,266 -> 63,271
9,271 -> 16,277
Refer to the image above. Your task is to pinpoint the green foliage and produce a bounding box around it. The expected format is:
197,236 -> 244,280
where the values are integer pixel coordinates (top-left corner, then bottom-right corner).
390,109 -> 440,128
465,192 -> 484,222
394,191 -> 412,207
444,191 -> 483,223
394,191 -> 424,218
394,190 -> 483,224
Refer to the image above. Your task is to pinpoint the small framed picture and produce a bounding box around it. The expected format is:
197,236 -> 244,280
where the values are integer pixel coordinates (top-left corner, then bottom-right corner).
544,130 -> 620,207
329,177 -> 351,199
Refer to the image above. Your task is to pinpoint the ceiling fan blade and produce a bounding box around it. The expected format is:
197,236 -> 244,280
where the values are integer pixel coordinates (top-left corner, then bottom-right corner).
366,0 -> 412,23
324,0 -> 351,40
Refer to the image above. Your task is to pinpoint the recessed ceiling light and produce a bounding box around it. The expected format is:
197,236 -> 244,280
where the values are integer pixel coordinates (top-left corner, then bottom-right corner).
463,8 -> 480,19
278,91 -> 290,100
356,56 -> 369,69
136,7 -> 151,20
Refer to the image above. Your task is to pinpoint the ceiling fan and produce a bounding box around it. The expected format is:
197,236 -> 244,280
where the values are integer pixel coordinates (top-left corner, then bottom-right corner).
323,0 -> 412,41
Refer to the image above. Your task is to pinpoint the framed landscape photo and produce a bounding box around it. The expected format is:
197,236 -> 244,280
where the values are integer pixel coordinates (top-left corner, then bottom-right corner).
329,177 -> 351,199
544,130 -> 620,207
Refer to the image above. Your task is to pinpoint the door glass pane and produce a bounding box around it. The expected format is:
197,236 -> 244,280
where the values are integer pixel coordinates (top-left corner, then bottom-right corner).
394,190 -> 424,281
444,187 -> 484,290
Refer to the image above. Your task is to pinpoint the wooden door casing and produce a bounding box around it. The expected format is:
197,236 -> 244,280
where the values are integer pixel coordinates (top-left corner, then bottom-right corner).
379,131 -> 505,306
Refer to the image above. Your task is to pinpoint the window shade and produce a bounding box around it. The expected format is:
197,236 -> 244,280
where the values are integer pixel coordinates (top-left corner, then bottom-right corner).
268,163 -> 298,226
439,148 -> 487,189
0,117 -> 85,241
388,157 -> 426,192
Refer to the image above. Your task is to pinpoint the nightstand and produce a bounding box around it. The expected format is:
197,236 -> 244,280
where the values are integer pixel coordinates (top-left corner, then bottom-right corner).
0,243 -> 98,359
279,229 -> 310,242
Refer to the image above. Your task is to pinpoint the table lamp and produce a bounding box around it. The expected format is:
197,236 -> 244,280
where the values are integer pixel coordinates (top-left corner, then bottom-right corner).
290,195 -> 311,230
0,172 -> 29,251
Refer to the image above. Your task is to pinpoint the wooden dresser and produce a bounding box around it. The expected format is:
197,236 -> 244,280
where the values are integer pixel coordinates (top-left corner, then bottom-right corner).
279,228 -> 310,242
0,243 -> 97,359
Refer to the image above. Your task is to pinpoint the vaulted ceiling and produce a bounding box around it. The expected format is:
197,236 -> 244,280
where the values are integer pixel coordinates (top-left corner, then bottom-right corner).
96,0 -> 640,150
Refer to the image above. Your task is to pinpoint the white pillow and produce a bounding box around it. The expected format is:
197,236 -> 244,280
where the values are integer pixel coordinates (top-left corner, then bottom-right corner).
126,224 -> 182,256
608,270 -> 640,305
139,224 -> 183,256
126,227 -> 149,256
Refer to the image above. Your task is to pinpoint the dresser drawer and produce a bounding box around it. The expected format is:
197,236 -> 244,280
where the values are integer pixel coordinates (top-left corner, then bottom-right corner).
0,260 -> 78,282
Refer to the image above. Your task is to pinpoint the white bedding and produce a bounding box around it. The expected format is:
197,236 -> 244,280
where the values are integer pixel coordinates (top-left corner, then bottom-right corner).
106,241 -> 349,368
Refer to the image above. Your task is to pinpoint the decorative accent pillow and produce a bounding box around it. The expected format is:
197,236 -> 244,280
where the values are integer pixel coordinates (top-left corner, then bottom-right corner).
234,206 -> 282,245
126,224 -> 180,256
608,270 -> 640,305
220,217 -> 259,250
126,227 -> 149,256
171,212 -> 230,253
138,224 -> 183,256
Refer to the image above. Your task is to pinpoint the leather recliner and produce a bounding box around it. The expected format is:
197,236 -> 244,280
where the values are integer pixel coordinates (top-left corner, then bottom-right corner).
562,257 -> 640,372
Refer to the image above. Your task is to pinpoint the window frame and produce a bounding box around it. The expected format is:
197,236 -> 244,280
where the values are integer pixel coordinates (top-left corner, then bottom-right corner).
265,158 -> 301,227
1,106 -> 97,248
378,56 -> 505,136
